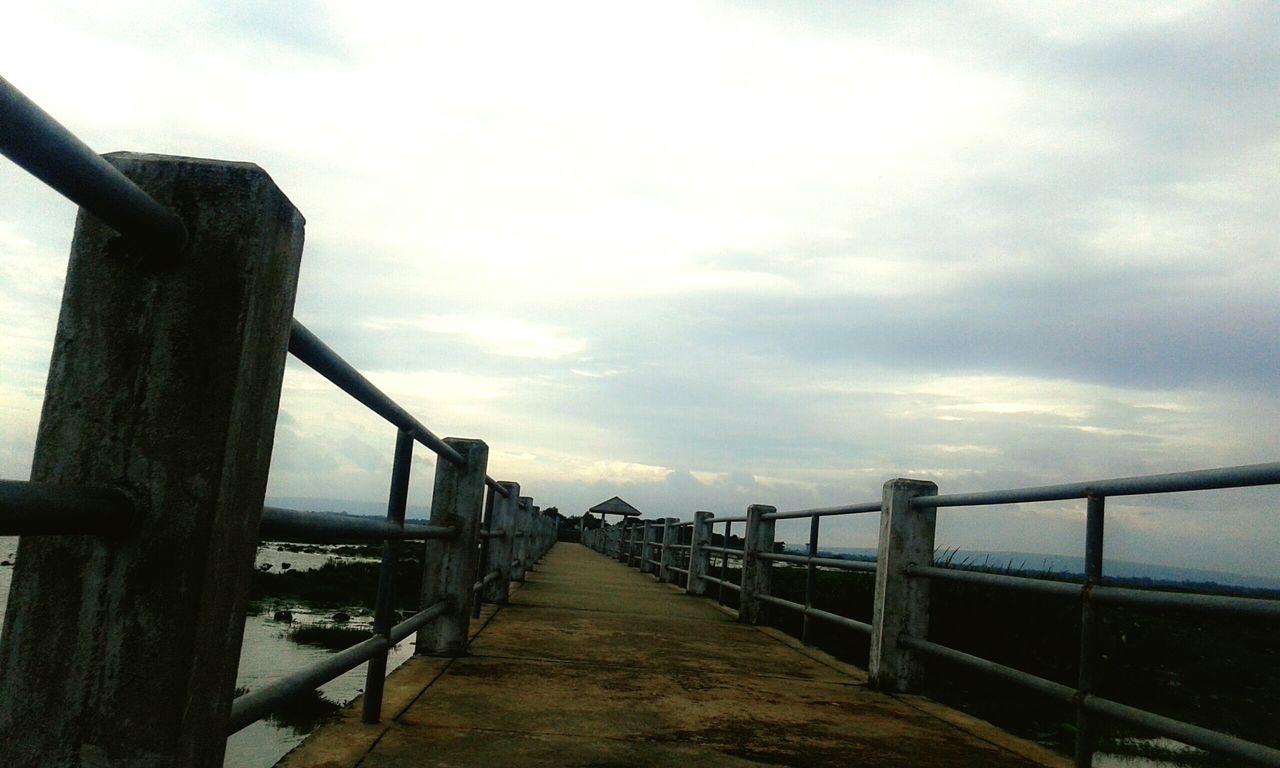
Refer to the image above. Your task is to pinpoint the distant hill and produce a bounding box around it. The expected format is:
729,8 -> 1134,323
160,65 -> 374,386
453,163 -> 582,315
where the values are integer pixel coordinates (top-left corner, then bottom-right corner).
266,496 -> 430,519
790,546 -> 1280,593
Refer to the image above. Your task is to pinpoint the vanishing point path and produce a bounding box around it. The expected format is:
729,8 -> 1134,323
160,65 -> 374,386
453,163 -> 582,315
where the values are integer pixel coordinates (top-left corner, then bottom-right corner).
279,544 -> 1068,768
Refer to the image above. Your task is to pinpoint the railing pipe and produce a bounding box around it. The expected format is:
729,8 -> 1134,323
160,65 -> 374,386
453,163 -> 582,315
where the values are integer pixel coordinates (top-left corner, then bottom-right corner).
0,76 -> 188,257
0,480 -> 136,536
762,501 -> 881,521
228,635 -> 389,735
919,462 -> 1280,508
761,552 -> 878,573
259,507 -> 455,543
286,320 -> 465,467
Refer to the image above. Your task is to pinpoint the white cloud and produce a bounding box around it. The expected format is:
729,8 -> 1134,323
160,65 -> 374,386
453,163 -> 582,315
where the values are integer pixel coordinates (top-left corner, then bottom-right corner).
1,2 -> 1276,578
363,315 -> 585,361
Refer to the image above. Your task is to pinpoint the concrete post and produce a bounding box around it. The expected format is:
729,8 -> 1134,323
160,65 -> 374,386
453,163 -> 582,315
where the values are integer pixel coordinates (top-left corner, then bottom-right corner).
512,496 -> 532,581
483,481 -> 519,604
607,522 -> 619,557
659,518 -> 679,582
0,154 -> 304,768
639,521 -> 656,575
869,478 -> 938,692
528,505 -> 541,570
685,511 -> 714,595
416,438 -> 488,656
739,504 -> 777,625
617,519 -> 631,563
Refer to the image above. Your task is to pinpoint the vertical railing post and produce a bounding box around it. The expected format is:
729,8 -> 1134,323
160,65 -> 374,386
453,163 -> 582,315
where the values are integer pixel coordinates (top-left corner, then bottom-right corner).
1075,494 -> 1106,768
739,505 -> 777,624
512,496 -> 532,582
416,438 -> 488,656
0,154 -> 304,768
802,515 -> 820,645
639,520 -> 656,575
607,521 -> 620,557
869,478 -> 938,692
618,519 -> 632,563
471,485 -> 498,621
483,482 -> 519,604
363,428 -> 414,723
659,517 -> 678,582
529,504 -> 542,570
685,511 -> 713,595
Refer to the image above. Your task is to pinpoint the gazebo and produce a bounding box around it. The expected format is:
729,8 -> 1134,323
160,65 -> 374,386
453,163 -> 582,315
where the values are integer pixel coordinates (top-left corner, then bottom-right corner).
581,496 -> 640,532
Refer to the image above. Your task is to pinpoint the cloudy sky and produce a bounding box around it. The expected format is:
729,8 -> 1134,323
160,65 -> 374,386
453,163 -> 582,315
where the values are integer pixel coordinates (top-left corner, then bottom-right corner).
2,2 -> 1277,577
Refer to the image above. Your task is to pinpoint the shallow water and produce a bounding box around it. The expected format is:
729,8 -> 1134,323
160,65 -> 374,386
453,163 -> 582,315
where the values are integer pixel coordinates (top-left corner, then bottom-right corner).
0,537 -> 412,767
225,606 -> 414,767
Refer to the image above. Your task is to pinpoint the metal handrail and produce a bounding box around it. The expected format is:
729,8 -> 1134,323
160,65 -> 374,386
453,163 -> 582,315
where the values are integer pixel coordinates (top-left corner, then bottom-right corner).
904,468 -> 1280,767
707,514 -> 748,523
227,600 -> 448,734
0,479 -> 136,535
259,507 -> 456,543
917,462 -> 1280,508
901,636 -> 1280,765
287,320 -> 465,467
759,551 -> 877,573
0,76 -> 187,256
762,500 -> 880,521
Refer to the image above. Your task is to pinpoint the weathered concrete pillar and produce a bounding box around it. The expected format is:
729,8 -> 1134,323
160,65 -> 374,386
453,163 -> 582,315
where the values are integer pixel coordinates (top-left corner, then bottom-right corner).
0,154 -> 304,768
739,504 -> 777,624
659,518 -> 679,582
512,496 -> 532,581
528,505 -> 542,570
617,519 -> 632,563
685,510 -> 713,595
638,520 -> 655,575
869,478 -> 938,692
483,481 -> 519,604
416,438 -> 488,656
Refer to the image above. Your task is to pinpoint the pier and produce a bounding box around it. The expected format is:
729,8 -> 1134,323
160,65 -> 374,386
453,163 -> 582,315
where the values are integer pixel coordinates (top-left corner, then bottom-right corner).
277,544 -> 1064,768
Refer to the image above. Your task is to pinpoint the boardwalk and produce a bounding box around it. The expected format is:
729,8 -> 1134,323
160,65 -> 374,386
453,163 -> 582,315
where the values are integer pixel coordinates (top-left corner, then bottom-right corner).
279,545 -> 1068,768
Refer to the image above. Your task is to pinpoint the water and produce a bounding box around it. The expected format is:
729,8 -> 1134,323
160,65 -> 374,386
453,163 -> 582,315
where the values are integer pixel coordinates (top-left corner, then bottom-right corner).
225,606 -> 413,766
0,537 -> 411,767
1094,738 -> 1210,767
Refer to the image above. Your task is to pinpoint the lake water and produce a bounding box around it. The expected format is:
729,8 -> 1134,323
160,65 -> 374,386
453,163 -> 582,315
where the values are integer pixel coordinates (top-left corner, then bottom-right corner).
0,536 -> 410,767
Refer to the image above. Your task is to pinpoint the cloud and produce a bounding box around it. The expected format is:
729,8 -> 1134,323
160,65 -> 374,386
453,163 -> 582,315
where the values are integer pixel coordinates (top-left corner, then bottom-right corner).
363,314 -> 586,361
1,2 -> 1276,580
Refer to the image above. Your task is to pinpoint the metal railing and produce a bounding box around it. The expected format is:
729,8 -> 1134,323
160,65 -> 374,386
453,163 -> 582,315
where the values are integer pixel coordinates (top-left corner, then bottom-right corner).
0,75 -> 559,766
582,463 -> 1280,767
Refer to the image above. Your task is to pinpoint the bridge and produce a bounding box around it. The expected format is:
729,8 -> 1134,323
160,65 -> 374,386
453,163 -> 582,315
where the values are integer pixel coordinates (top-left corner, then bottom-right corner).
275,543 -> 1062,768
1,76 -> 1278,767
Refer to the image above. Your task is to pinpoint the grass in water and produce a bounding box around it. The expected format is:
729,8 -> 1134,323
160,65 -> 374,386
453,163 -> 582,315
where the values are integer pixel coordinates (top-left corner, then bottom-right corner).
287,624 -> 373,651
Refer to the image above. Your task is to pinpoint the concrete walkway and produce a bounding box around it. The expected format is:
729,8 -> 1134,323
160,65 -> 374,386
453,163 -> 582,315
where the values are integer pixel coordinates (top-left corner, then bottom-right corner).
278,544 -> 1068,768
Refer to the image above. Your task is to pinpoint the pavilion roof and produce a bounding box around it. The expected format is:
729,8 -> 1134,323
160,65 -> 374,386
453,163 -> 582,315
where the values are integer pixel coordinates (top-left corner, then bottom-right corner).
587,496 -> 641,517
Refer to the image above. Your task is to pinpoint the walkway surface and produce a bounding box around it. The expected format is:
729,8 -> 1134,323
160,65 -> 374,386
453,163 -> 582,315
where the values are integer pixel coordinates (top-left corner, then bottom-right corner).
278,544 -> 1068,768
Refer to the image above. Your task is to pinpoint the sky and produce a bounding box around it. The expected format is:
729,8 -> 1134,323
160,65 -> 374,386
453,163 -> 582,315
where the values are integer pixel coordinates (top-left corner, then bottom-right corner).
1,1 -> 1277,577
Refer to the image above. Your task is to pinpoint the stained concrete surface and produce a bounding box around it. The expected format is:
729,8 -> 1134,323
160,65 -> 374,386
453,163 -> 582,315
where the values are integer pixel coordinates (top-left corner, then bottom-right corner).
276,544 -> 1069,768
